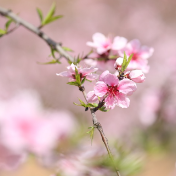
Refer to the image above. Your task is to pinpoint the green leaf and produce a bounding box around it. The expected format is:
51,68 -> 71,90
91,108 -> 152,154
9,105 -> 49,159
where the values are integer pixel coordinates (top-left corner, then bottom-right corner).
36,8 -> 43,22
87,103 -> 97,107
125,54 -> 133,70
50,47 -> 58,59
87,126 -> 95,145
75,67 -> 81,85
121,52 -> 127,72
121,52 -> 133,72
75,66 -> 79,75
5,19 -> 13,31
73,99 -> 87,107
37,59 -> 61,65
99,106 -> 109,112
73,102 -> 82,106
67,82 -> 79,86
79,99 -> 86,106
81,77 -> 86,85
42,2 -> 56,25
109,55 -> 118,59
44,15 -> 63,25
0,29 -> 6,35
62,46 -> 73,52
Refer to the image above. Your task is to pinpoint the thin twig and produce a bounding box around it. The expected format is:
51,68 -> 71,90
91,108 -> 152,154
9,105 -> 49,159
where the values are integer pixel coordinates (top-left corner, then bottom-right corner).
79,86 -> 120,176
0,7 -> 74,62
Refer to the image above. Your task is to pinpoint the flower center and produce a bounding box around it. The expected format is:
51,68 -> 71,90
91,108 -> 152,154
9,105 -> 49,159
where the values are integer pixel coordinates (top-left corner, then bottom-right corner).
103,42 -> 110,48
107,86 -> 118,96
131,52 -> 139,60
72,73 -> 85,79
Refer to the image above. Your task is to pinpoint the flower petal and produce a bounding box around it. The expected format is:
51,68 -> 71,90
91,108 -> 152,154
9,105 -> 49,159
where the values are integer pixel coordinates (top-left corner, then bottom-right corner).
99,70 -> 110,81
118,79 -> 137,95
97,47 -> 108,55
67,63 -> 77,74
81,67 -> 98,76
139,46 -> 154,59
129,70 -> 145,83
92,33 -> 106,44
86,73 -> 99,81
103,73 -> 119,86
112,36 -> 127,50
87,91 -> 98,103
86,41 -> 98,48
56,71 -> 72,78
116,93 -> 130,108
105,95 -> 116,109
94,81 -> 108,97
127,39 -> 140,53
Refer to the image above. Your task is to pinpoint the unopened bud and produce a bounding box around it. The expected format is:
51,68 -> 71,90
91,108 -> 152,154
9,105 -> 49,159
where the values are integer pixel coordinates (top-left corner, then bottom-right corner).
129,70 -> 145,83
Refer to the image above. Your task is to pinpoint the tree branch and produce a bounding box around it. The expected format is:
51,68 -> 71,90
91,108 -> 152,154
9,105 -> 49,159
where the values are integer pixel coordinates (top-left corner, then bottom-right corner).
79,86 -> 120,176
0,6 -> 120,176
0,7 -> 74,63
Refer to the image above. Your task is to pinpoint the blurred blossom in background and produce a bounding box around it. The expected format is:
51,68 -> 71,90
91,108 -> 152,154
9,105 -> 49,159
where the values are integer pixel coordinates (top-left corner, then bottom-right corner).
0,0 -> 176,176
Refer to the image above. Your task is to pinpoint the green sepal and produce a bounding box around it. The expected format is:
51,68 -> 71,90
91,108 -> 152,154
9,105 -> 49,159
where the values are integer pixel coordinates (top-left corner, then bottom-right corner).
87,126 -> 95,145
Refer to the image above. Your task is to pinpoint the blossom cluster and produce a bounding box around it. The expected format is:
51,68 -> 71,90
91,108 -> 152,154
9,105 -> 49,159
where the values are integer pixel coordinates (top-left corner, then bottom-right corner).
85,33 -> 154,73
57,33 -> 152,110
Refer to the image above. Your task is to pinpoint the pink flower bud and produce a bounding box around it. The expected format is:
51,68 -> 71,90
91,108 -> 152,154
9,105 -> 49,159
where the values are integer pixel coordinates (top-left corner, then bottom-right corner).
129,70 -> 145,83
114,57 -> 123,69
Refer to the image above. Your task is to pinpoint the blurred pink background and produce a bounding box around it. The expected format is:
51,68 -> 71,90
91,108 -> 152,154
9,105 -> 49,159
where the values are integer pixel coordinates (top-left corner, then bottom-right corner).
0,0 -> 176,176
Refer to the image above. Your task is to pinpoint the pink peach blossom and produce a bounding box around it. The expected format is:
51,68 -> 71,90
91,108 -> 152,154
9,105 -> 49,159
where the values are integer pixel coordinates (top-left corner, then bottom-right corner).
0,91 -> 76,156
93,71 -> 137,109
87,33 -> 112,54
85,59 -> 116,72
129,70 -> 145,83
111,36 -> 127,51
139,90 -> 161,126
119,39 -> 154,73
56,63 -> 98,82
